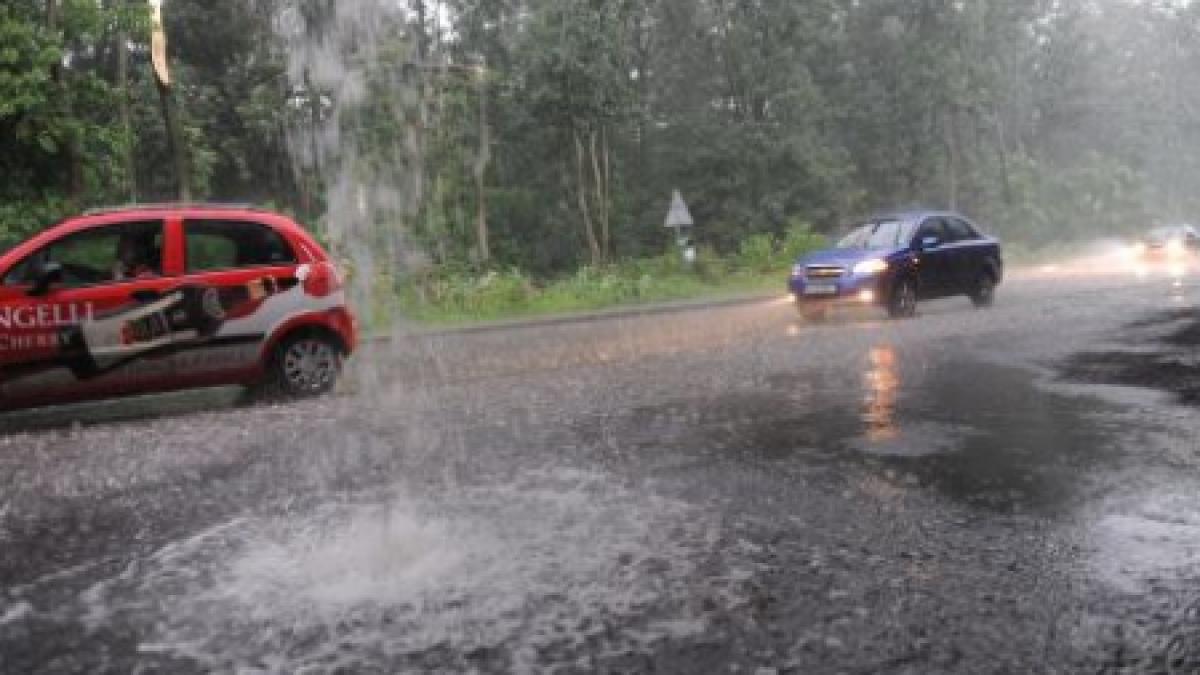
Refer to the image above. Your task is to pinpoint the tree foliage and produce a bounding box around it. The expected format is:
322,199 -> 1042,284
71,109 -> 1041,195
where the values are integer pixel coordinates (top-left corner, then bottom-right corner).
4,0 -> 1200,275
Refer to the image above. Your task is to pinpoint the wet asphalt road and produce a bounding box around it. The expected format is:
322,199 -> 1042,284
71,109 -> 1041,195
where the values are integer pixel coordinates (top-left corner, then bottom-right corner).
3,267 -> 1200,673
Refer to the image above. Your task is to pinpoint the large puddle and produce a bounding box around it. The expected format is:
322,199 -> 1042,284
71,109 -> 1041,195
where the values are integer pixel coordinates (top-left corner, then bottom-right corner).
586,348 -> 1127,515
18,469 -> 755,672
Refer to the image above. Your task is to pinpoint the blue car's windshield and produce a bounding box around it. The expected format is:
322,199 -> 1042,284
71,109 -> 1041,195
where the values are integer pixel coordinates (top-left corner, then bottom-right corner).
837,220 -> 914,250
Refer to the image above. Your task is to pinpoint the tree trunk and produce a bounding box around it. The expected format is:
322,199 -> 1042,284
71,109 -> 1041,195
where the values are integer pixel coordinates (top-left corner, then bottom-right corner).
157,79 -> 192,201
945,108 -> 959,211
589,129 -> 609,264
304,70 -> 321,214
603,127 -> 612,260
150,1 -> 190,202
412,0 -> 429,62
117,3 -> 137,202
46,0 -> 84,205
633,10 -> 652,222
991,109 -> 1014,207
474,62 -> 491,264
574,128 -> 601,266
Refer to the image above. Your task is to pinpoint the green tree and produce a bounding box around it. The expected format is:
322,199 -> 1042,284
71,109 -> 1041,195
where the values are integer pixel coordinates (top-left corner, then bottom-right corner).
0,0 -> 128,244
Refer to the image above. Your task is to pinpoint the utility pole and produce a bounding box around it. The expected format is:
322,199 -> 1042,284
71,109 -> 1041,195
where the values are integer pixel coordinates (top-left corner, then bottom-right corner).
149,0 -> 190,201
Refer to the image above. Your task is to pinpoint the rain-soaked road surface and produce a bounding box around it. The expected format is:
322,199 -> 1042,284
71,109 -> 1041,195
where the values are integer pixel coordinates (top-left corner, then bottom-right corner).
4,267 -> 1200,673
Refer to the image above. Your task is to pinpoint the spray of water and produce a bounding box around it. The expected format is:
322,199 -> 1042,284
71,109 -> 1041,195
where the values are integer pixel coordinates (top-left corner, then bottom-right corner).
273,0 -> 428,337
78,470 -> 746,672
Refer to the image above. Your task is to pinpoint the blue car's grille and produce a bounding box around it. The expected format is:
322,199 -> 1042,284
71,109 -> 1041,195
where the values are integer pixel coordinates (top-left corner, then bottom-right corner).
806,265 -> 845,279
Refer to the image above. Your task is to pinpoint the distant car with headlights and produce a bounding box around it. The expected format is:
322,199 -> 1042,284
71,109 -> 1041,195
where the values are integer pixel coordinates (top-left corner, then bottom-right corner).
1129,225 -> 1200,263
789,210 -> 1003,320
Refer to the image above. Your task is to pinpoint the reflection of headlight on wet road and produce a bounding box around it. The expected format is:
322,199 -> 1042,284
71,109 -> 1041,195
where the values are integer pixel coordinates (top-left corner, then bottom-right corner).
863,346 -> 899,443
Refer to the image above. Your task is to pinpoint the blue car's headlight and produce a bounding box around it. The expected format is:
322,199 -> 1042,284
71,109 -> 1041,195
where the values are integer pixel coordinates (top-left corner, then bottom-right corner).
853,259 -> 889,276
791,264 -> 806,277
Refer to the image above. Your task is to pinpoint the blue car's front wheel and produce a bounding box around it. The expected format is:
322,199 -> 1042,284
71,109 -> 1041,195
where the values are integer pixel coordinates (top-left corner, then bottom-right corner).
888,277 -> 918,319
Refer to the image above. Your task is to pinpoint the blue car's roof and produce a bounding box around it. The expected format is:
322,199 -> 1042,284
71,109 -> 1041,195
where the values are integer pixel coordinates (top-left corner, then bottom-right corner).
824,209 -> 982,255
867,208 -> 965,224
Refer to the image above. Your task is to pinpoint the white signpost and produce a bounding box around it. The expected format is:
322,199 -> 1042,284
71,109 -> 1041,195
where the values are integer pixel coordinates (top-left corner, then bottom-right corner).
664,190 -> 696,264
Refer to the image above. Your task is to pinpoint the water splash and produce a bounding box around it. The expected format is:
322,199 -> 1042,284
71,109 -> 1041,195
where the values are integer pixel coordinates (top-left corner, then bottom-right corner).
273,0 -> 428,332
77,470 -> 740,672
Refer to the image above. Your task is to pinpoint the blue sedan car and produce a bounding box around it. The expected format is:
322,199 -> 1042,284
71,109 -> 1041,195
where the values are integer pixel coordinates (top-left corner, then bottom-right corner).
790,211 -> 1003,319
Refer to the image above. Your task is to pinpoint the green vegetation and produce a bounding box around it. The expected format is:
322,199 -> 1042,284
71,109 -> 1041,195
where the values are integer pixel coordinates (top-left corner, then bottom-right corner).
385,224 -> 825,324
390,264 -> 768,326
4,1 -> 1200,323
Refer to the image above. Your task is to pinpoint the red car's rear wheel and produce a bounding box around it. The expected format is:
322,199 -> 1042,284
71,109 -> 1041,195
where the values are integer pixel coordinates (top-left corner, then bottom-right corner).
254,333 -> 343,400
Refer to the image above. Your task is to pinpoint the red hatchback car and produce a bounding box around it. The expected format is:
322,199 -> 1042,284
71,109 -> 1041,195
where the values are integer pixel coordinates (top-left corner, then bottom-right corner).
0,204 -> 357,412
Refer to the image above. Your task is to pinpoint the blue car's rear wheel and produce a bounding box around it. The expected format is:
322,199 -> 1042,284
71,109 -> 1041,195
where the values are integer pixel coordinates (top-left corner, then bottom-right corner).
971,273 -> 996,308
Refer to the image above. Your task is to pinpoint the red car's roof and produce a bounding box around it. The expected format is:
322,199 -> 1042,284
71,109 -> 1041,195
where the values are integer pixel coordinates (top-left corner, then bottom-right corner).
81,202 -> 262,217
0,204 -> 329,268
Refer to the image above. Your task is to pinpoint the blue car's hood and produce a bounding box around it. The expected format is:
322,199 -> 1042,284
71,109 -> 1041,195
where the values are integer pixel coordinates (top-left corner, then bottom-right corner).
798,247 -> 902,267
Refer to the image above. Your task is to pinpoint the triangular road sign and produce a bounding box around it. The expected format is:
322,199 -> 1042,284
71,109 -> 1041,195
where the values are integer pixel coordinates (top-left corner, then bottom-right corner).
664,190 -> 694,228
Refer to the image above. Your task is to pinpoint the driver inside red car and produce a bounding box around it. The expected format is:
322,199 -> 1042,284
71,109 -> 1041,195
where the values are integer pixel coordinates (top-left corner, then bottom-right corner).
112,236 -> 158,281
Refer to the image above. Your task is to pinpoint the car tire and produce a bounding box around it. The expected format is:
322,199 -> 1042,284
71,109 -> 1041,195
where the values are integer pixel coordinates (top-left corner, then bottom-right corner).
254,332 -> 343,401
970,272 -> 996,308
887,277 -> 918,319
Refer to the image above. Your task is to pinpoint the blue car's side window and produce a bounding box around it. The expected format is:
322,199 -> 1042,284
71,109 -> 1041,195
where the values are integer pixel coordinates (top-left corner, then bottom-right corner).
946,218 -> 979,243
916,219 -> 948,246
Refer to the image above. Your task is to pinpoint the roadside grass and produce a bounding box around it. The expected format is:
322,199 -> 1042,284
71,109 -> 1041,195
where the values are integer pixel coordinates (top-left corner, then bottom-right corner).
371,226 -> 825,327
383,266 -> 787,326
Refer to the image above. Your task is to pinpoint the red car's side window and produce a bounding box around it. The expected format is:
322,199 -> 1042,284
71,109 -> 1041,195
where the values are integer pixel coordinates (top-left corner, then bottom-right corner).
3,221 -> 165,289
183,220 -> 298,273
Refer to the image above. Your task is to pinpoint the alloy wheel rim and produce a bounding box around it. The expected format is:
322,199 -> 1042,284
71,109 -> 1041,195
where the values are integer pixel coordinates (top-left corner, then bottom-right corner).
283,339 -> 338,392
